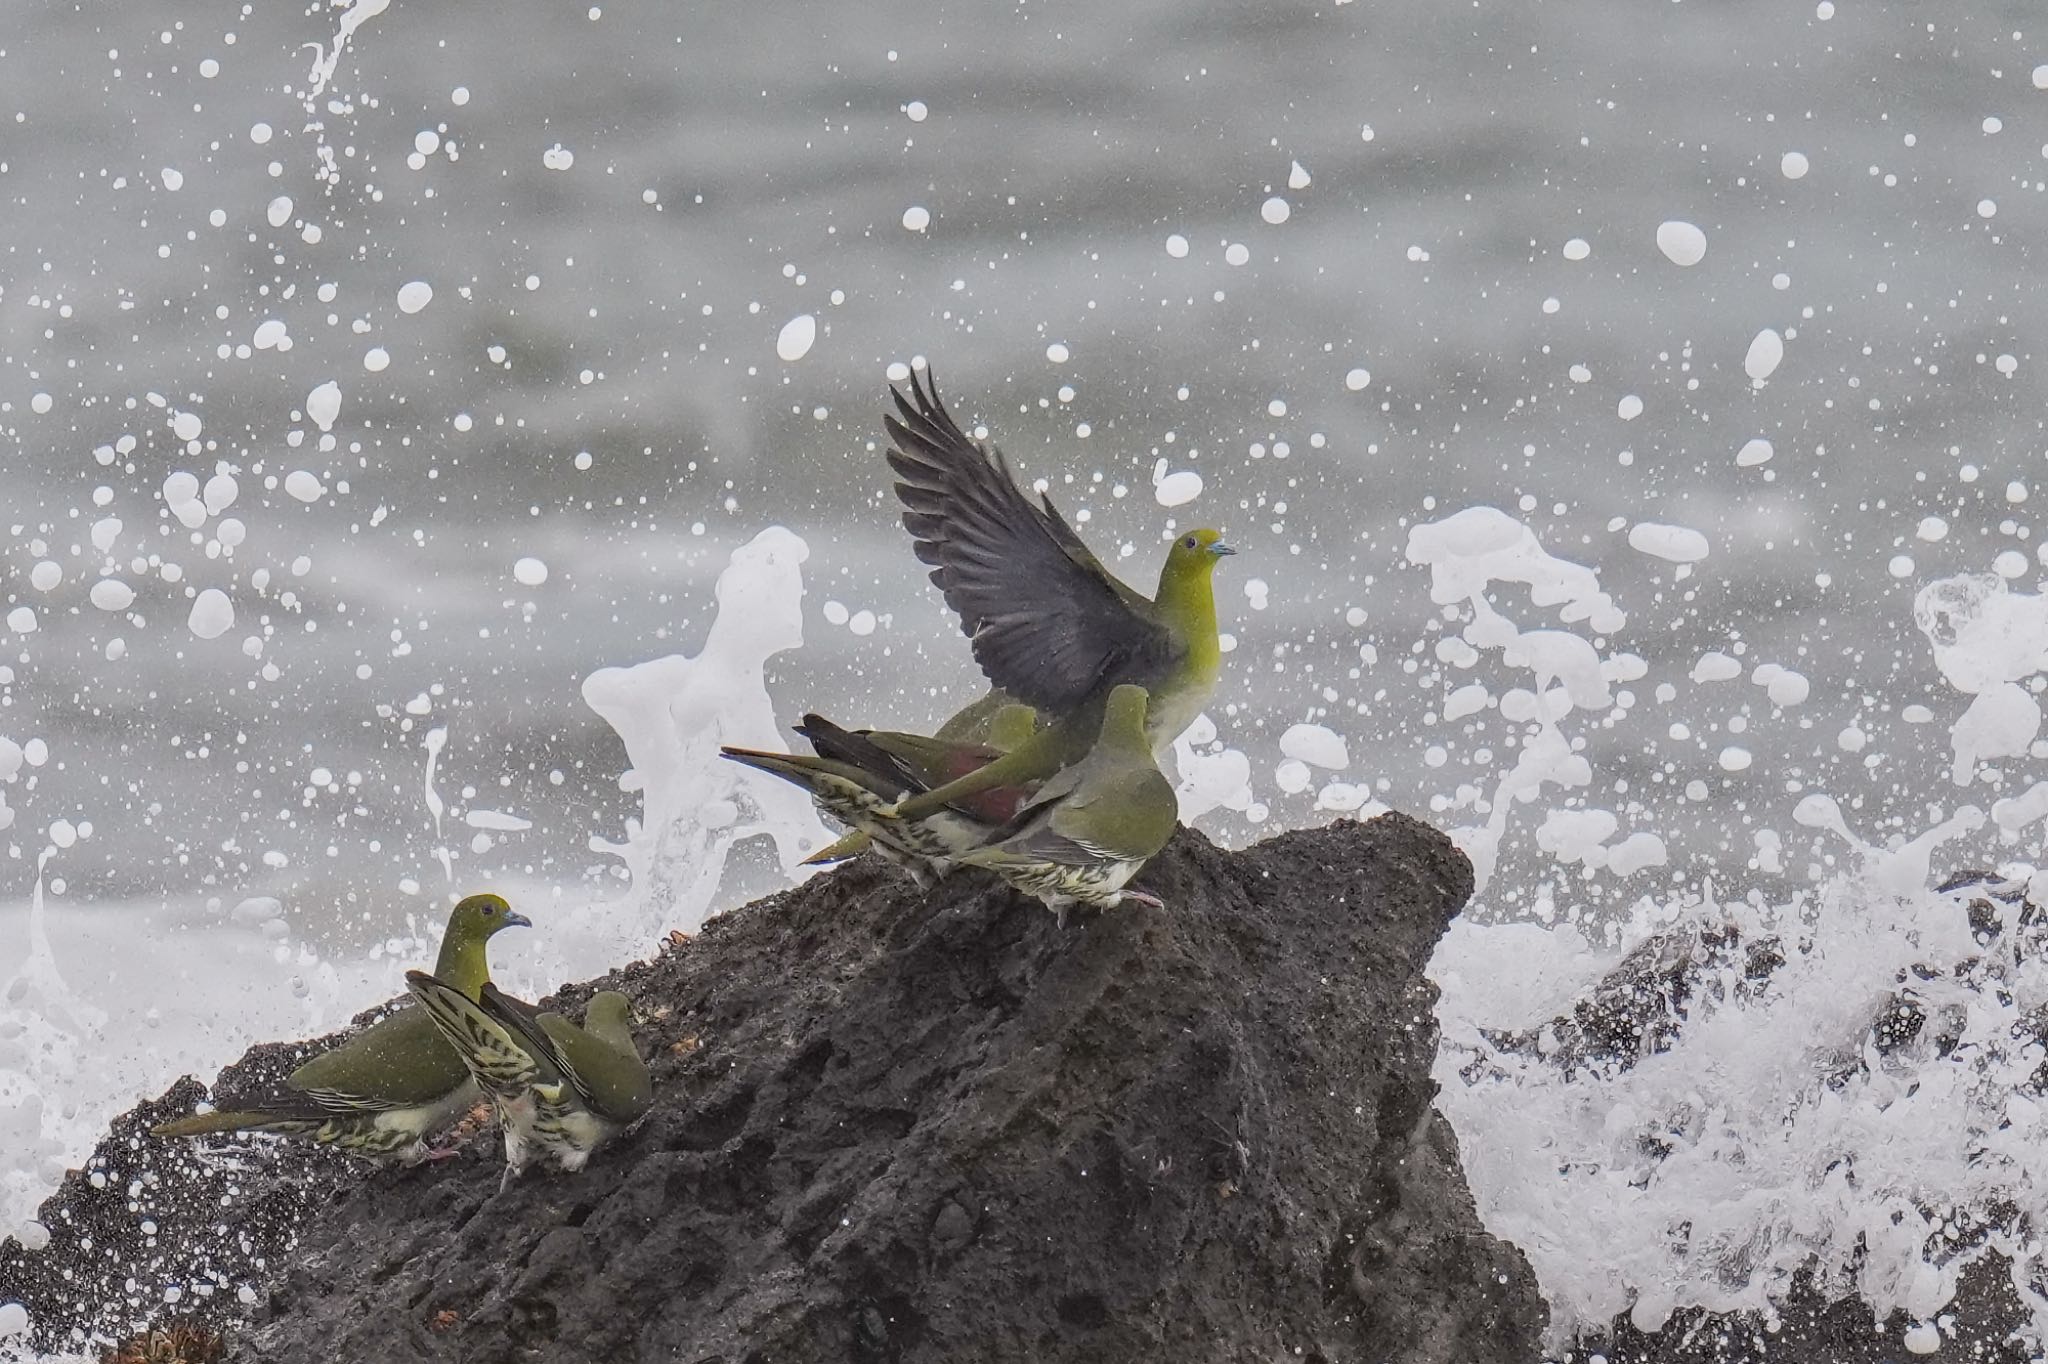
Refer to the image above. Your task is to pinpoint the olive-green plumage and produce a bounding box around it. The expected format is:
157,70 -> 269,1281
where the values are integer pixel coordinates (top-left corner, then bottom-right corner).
881,702 -> 1101,824
721,713 -> 1036,885
151,894 -> 530,1163
404,972 -> 651,1182
792,703 -> 1040,869
885,369 -> 1234,762
934,691 -> 1040,746
959,684 -> 1180,924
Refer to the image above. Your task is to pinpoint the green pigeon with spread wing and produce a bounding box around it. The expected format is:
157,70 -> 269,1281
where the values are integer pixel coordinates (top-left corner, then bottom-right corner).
152,893 -> 530,1164
960,683 -> 1181,925
404,972 -> 651,1184
882,368 -> 1232,814
886,368 -> 1233,747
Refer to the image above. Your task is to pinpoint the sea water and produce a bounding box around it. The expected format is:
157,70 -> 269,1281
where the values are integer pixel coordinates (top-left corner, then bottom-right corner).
5,0 -> 2048,1356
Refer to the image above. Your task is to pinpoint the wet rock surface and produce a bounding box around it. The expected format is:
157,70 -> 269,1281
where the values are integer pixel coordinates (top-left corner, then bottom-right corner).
1587,1256 -> 2034,1364
2,814 -> 1545,1363
0,1042 -> 353,1356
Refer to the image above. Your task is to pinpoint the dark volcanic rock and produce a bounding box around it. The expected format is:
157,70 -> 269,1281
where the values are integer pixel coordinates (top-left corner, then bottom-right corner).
0,1043 -> 355,1355
1,814 -> 1544,1363
1588,1255 -> 2035,1363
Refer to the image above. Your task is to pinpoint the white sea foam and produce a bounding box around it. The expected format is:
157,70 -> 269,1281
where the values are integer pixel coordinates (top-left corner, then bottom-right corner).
1745,327 -> 1786,381
305,381 -> 342,432
578,527 -> 832,960
1429,529 -> 2048,1351
1407,507 -> 1637,891
1655,220 -> 1707,266
775,314 -> 817,362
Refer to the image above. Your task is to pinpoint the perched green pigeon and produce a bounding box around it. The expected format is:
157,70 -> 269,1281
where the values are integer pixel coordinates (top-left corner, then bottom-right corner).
153,894 -> 530,1163
403,972 -> 652,1184
720,714 -> 1035,886
959,683 -> 1180,925
885,368 -> 1234,763
933,688 -> 1037,745
795,702 -> 1040,868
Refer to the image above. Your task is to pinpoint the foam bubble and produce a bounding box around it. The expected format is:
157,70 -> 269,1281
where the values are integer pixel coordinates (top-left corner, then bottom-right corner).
306,380 -> 342,431
90,580 -> 136,612
1655,220 -> 1707,266
187,589 -> 233,639
776,314 -> 816,362
1279,723 -> 1348,770
204,473 -> 237,514
1154,469 -> 1203,507
1744,328 -> 1785,381
1627,522 -> 1710,563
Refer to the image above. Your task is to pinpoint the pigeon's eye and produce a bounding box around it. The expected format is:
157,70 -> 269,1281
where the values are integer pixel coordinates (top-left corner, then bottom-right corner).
480,904 -> 497,917
1182,535 -> 1197,549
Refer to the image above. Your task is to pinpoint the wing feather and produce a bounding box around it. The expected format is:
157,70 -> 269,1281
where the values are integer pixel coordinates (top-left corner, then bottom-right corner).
479,983 -> 609,1114
403,971 -> 545,1105
885,369 -> 1177,712
286,1002 -> 473,1110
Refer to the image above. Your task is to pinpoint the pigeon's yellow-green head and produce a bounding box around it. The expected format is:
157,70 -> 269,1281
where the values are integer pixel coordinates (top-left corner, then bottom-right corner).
1101,684 -> 1154,750
584,991 -> 636,1045
446,892 -> 532,942
1163,528 -> 1235,578
434,892 -> 531,996
1154,528 -> 1234,634
987,702 -> 1040,752
577,991 -> 654,1117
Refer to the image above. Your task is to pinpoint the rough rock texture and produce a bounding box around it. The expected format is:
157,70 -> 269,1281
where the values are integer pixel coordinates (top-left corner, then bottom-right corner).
1589,1257 -> 2033,1363
0,1043 -> 354,1355
2,814 -> 1544,1363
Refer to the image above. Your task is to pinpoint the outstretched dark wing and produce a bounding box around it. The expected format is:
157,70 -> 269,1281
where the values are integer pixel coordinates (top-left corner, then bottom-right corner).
884,369 -> 1176,714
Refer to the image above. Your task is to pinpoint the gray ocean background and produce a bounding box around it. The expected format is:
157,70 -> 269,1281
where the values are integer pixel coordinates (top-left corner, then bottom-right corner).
0,0 -> 2043,1179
